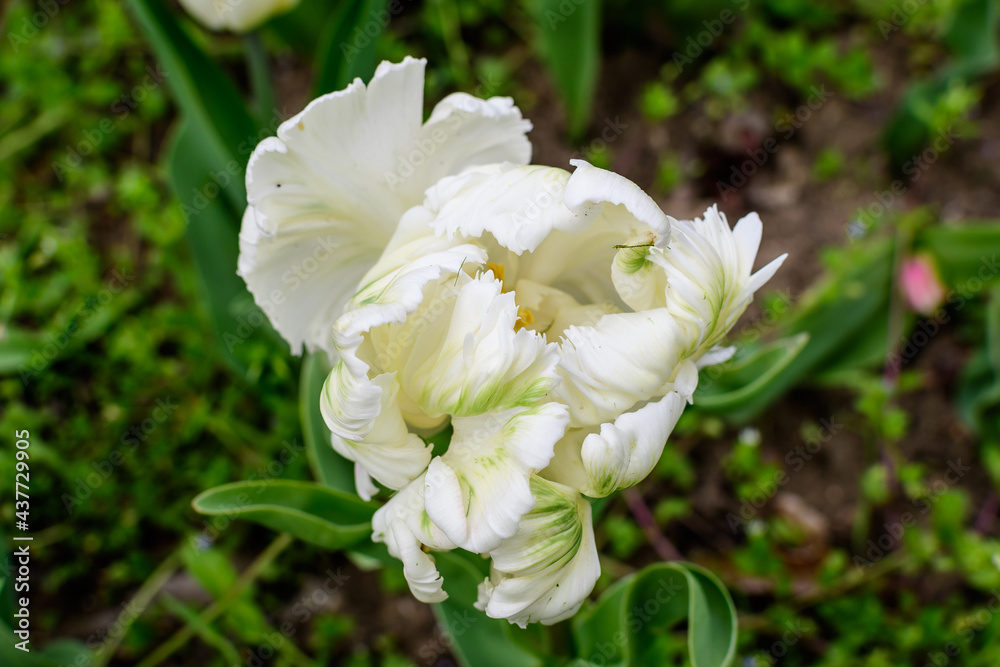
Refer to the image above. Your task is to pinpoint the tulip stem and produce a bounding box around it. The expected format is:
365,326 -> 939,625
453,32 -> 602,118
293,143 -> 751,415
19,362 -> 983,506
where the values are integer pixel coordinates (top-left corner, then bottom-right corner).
245,31 -> 275,129
624,488 -> 682,561
138,533 -> 299,667
89,549 -> 182,667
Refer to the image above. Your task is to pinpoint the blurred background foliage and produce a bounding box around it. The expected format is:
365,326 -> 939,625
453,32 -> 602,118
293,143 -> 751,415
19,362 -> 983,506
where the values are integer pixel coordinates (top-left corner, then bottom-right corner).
2,0 -> 1000,664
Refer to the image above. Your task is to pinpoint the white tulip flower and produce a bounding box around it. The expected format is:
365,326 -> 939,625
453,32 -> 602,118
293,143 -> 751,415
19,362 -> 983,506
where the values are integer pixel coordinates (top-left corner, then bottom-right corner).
239,57 -> 532,357
178,0 -> 300,32
237,59 -> 786,626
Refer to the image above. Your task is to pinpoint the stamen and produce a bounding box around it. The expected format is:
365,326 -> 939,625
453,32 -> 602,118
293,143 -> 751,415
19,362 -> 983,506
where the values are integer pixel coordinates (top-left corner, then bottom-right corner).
514,306 -> 534,331
487,261 -> 507,290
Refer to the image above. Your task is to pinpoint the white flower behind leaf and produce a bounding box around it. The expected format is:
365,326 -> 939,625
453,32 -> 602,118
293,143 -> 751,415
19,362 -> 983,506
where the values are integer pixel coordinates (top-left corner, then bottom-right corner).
178,0 -> 299,32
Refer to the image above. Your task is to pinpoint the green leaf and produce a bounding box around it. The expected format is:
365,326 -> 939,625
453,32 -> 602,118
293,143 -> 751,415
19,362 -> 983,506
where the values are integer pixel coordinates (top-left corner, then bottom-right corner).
525,0 -> 601,138
165,121 -> 286,378
301,351 -> 355,492
918,223 -> 1000,290
0,626 -> 91,667
883,0 -> 999,169
956,285 -> 1000,434
179,542 -> 270,644
0,287 -> 141,379
160,594 -> 243,664
0,327 -> 40,375
572,562 -> 737,667
432,551 -> 544,667
314,0 -> 386,96
271,0 -> 349,57
700,240 -> 894,422
192,480 -> 375,550
694,333 -> 809,416
571,576 -> 631,665
126,0 -> 257,210
943,0 -> 1000,67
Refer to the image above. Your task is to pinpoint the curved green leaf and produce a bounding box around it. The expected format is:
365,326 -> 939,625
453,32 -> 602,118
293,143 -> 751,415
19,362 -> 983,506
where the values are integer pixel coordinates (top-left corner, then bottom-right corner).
695,333 -> 809,413
314,0 -> 386,95
192,480 -> 375,550
432,551 -> 544,667
126,0 -> 257,211
300,351 -> 355,492
525,0 -> 601,138
270,0 -> 348,56
697,240 -> 894,422
572,576 -> 631,665
572,562 -> 737,667
166,121 -> 286,378
918,223 -> 1000,290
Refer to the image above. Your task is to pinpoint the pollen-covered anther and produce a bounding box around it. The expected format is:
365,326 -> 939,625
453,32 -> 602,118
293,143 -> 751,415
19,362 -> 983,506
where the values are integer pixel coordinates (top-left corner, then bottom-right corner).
487,261 -> 508,290
514,306 -> 534,331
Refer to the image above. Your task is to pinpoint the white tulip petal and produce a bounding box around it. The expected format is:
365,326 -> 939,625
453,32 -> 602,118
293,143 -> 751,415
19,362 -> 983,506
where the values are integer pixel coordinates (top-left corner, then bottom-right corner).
537,428 -> 592,494
429,164 -> 600,254
373,474 -> 456,603
321,358 -> 383,441
746,253 -> 789,296
247,59 -> 423,224
542,393 -> 685,497
353,463 -> 379,502
335,241 -> 488,348
424,403 -> 570,553
514,225 -> 622,310
732,212 -> 763,276
379,274 -> 561,419
321,232 -> 488,443
673,358 -> 700,402
564,159 -> 673,241
611,244 -> 670,312
555,309 -> 692,426
405,94 -> 533,195
696,345 -> 737,369
580,392 -> 686,497
477,477 -> 600,627
563,160 -> 678,312
239,57 -> 532,357
328,373 -> 431,494
237,206 -> 376,359
648,205 -> 786,359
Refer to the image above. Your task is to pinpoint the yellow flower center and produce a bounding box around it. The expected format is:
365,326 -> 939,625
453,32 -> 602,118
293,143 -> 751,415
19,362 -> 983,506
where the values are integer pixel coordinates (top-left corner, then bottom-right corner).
488,261 -> 535,331
487,261 -> 507,289
514,306 -> 534,332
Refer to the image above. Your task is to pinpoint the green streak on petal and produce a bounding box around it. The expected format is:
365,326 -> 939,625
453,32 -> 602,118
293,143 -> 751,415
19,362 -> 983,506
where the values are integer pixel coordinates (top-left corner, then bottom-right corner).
615,245 -> 652,275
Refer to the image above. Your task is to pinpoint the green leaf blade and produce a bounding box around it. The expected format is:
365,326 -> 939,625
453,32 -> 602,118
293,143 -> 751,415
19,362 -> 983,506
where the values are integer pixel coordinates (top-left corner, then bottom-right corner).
192,480 -> 375,551
526,0 -> 601,138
